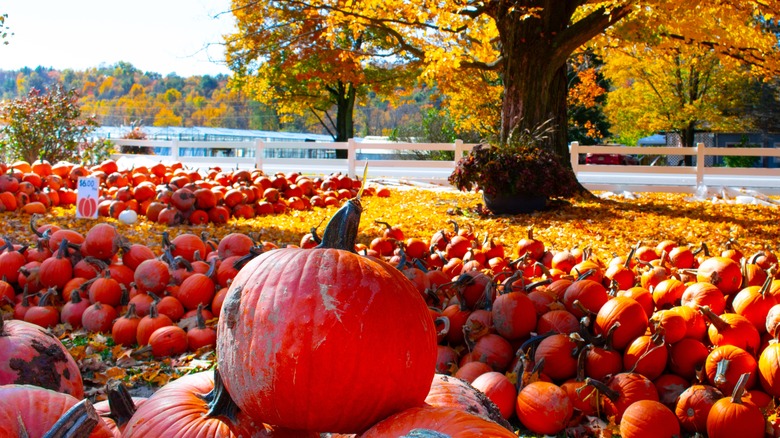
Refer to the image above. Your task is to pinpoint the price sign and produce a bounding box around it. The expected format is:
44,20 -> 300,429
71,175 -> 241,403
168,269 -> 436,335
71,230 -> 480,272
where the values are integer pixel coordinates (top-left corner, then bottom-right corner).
76,177 -> 100,219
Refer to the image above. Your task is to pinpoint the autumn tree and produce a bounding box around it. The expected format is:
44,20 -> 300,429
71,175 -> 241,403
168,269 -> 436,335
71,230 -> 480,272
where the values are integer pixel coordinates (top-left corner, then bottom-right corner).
283,0 -> 780,165
601,35 -> 755,163
223,0 -> 422,153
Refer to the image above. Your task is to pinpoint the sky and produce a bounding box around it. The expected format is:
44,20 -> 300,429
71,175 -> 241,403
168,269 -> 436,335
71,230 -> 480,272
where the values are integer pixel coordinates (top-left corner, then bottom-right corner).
2,0 -> 236,77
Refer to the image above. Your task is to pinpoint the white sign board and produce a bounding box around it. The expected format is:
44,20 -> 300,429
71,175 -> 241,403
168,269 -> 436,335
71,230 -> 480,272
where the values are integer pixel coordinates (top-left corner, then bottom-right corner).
76,177 -> 100,219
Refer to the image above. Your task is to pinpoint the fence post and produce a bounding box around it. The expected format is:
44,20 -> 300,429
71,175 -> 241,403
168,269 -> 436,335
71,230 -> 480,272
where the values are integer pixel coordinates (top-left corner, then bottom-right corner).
347,138 -> 357,178
696,142 -> 705,186
454,139 -> 464,163
254,139 -> 265,170
171,139 -> 180,162
570,141 -> 579,173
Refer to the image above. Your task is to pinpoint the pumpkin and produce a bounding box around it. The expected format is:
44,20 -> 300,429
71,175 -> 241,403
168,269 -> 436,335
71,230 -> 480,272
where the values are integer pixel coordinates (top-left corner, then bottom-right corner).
136,302 -> 174,346
217,196 -> 437,433
516,381 -> 573,435
425,374 -> 512,429
187,303 -> 217,351
623,333 -> 668,381
732,275 -> 777,333
112,303 -> 141,347
652,278 -> 686,310
699,306 -> 760,355
82,302 -> 118,333
562,279 -> 608,317
0,318 -> 84,398
705,345 -> 757,395
359,405 -> 515,437
668,338 -> 709,380
123,370 -> 312,438
61,288 -> 91,329
491,285 -> 537,341
619,399 -> 680,438
697,256 -> 743,295
165,231 -> 207,263
217,232 -> 254,259
149,325 -> 188,358
587,373 -> 659,422
648,309 -> 686,344
706,373 -> 765,438
594,295 -> 648,350
676,384 -> 723,433
23,288 -> 60,329
471,371 -> 517,420
758,341 -> 780,396
0,385 -> 113,437
39,237 -> 74,290
133,259 -> 171,295
453,361 -> 492,383
81,223 -> 120,260
89,271 -> 123,307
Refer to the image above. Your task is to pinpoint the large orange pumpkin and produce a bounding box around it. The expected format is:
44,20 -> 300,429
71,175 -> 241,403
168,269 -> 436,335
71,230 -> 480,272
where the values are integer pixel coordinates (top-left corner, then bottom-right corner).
217,196 -> 437,433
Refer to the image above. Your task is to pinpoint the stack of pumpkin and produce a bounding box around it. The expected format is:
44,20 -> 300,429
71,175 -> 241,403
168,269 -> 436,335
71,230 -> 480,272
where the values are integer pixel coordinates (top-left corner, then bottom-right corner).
0,158 -> 390,223
3,189 -> 780,436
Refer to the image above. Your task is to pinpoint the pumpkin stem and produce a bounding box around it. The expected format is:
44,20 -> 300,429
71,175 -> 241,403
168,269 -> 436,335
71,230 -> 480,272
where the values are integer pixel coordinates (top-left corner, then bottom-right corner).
232,247 -> 264,270
447,219 -> 460,235
603,321 -> 620,351
698,305 -> 731,333
730,372 -> 752,403
584,377 -> 620,401
40,399 -> 99,438
533,262 -> 554,281
39,288 -> 56,307
29,214 -> 45,238
56,238 -> 70,259
205,258 -> 217,279
624,244 -> 638,269
196,303 -> 207,329
499,270 -> 524,295
434,316 -> 450,340
316,197 -> 362,252
714,358 -> 731,387
123,303 -> 138,319
524,277 -> 552,292
576,268 -> 597,282
395,245 -> 408,270
204,369 -> 241,421
104,379 -> 137,428
174,256 -> 193,272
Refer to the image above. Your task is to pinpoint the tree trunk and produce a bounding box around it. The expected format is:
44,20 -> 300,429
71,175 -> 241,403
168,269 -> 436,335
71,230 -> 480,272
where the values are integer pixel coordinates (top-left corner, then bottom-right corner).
500,49 -> 570,161
680,122 -> 696,166
333,81 -> 356,158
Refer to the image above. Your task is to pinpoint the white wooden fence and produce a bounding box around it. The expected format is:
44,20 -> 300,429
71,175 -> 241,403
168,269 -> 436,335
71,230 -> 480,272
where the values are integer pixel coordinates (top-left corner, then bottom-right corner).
109,138 -> 780,194
570,142 -> 780,194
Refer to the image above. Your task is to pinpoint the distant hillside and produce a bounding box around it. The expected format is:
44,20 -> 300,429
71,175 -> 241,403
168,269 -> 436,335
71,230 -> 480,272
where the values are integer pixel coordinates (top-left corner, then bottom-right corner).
0,63 -> 433,139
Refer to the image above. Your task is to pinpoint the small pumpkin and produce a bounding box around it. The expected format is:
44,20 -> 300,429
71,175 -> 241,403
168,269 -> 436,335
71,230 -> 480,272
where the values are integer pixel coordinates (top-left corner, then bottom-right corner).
706,373 -> 765,438
619,399 -> 680,438
515,381 -> 573,435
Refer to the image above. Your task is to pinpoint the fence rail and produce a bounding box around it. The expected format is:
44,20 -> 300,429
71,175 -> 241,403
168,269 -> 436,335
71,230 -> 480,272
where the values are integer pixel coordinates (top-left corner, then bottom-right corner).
570,142 -> 780,193
109,138 -> 780,194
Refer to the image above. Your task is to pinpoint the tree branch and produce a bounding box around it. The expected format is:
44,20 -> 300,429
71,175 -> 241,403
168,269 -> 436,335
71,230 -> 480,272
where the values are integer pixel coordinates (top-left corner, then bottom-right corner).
551,4 -> 633,65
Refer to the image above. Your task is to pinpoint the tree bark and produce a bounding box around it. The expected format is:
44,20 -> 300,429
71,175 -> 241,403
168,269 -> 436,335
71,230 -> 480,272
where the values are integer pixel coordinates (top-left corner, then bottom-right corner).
681,122 -> 696,166
332,81 -> 356,158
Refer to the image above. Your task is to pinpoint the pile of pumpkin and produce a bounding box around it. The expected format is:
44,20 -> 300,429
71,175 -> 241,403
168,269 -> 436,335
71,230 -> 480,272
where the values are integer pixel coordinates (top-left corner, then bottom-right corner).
2,190 -> 780,436
0,158 -> 390,223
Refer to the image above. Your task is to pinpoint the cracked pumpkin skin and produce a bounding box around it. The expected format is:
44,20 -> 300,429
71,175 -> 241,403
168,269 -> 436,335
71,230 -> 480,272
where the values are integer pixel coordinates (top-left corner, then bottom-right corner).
0,318 -> 84,399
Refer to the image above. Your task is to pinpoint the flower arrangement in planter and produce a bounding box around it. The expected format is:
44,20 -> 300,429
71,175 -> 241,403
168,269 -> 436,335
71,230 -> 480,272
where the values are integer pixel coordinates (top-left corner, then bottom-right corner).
448,123 -> 579,213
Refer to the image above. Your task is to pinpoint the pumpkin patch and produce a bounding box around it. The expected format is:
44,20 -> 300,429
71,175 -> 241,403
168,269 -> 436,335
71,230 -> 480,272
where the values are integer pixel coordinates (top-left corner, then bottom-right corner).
0,161 -> 779,435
